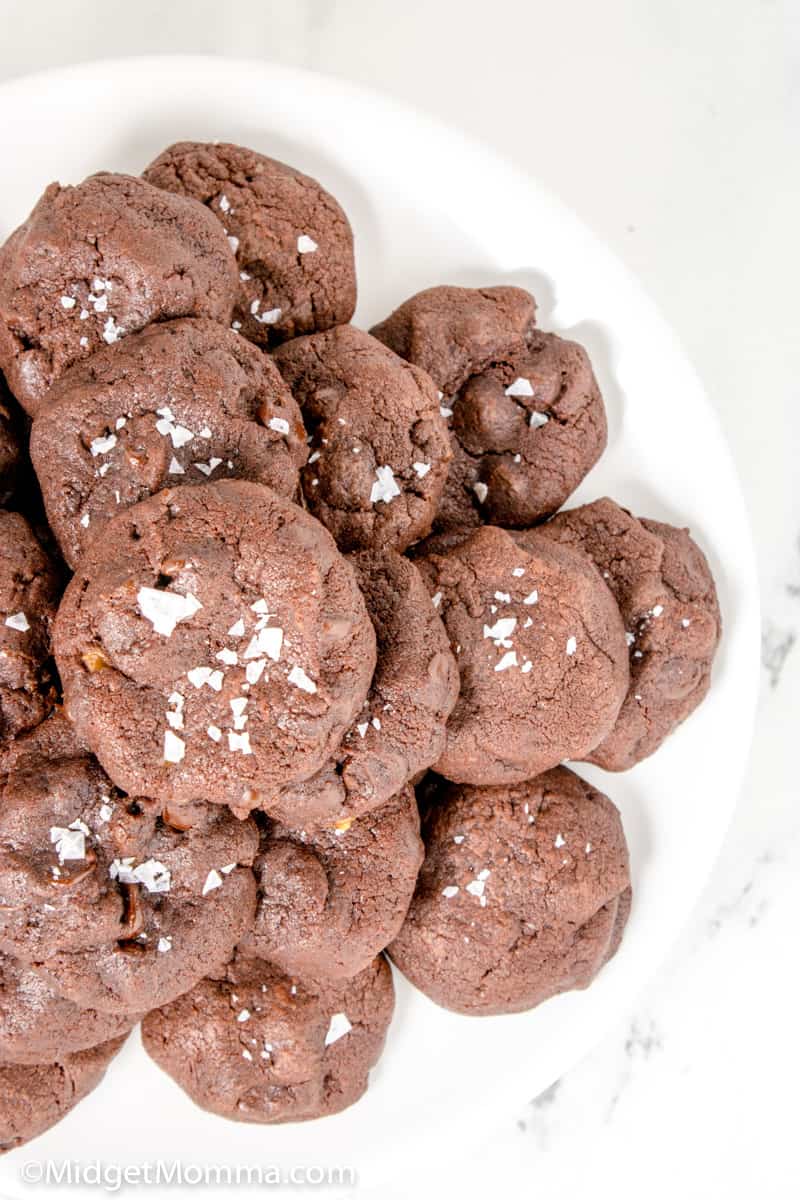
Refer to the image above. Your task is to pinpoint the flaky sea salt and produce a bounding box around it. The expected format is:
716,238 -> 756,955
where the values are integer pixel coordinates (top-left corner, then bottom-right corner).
228,730 -> 252,755
370,465 -> 401,505
484,616 -> 517,644
163,730 -> 185,763
324,1012 -> 352,1046
137,588 -> 202,637
495,650 -> 518,672
288,665 -> 317,694
202,869 -> 223,896
4,612 -> 29,632
505,377 -> 534,397
90,434 -> 117,456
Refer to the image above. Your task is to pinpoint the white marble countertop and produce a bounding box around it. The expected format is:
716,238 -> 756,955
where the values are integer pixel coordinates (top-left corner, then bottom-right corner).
1,2 -> 796,1196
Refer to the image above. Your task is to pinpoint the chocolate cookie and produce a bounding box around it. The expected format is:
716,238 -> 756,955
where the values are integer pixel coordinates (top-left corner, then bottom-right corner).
371,285 -> 537,396
273,326 -> 451,552
143,141 -> 356,348
0,512 -> 61,747
245,786 -> 423,980
445,330 -> 606,528
388,767 -> 631,1015
31,318 -> 307,569
142,953 -> 393,1123
0,714 -> 146,963
36,802 -> 258,1015
538,498 -> 722,769
262,550 -> 459,828
374,286 -> 605,530
0,1036 -> 126,1154
416,526 -> 629,784
0,953 -> 137,1065
0,173 -> 238,415
53,480 -> 376,811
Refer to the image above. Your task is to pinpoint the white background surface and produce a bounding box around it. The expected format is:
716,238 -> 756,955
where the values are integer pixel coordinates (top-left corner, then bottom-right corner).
0,3 -> 797,1198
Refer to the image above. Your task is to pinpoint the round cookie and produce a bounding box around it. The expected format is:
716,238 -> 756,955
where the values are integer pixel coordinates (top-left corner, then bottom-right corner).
0,1035 -> 126,1154
371,285 -> 537,397
262,550 -> 459,828
417,525 -> 629,785
36,803 -> 258,1015
53,480 -> 376,810
143,141 -> 356,348
0,953 -> 137,1065
388,767 -> 631,1015
0,512 -> 61,747
273,325 -> 451,553
374,286 -> 604,530
0,173 -> 238,415
537,498 -> 722,769
0,712 -> 159,962
244,786 -> 424,980
141,953 -> 393,1124
31,318 -> 307,569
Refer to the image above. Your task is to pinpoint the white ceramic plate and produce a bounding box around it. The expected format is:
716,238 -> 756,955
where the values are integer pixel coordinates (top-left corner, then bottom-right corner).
0,57 -> 759,1197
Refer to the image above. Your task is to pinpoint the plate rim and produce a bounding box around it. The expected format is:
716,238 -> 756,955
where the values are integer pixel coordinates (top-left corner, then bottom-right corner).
0,52 -> 762,1185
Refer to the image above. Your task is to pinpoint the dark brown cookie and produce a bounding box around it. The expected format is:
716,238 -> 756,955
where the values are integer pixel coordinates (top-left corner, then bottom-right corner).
0,953 -> 137,1065
31,318 -> 307,569
273,325 -> 451,553
53,481 -> 376,811
36,803 -> 258,1015
538,498 -> 722,768
0,713 -> 146,963
0,173 -> 238,416
262,550 -> 459,828
388,767 -> 631,1015
373,286 -> 606,529
0,511 -> 61,747
444,330 -> 606,527
0,1035 -> 127,1154
143,141 -> 356,348
371,285 -> 537,396
244,786 -> 423,980
142,953 -> 393,1124
416,526 -> 629,784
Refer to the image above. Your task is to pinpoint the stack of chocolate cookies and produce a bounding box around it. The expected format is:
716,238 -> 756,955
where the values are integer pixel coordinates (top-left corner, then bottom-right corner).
0,141 -> 721,1150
